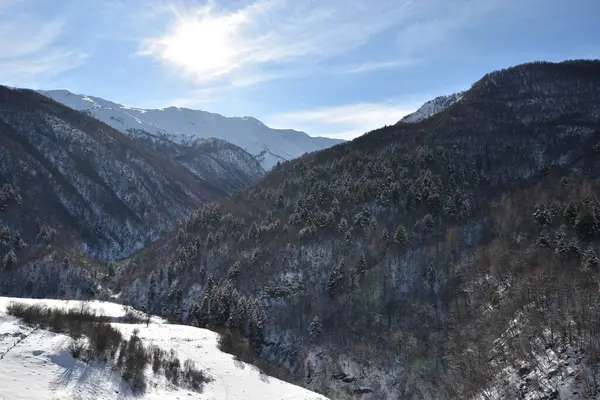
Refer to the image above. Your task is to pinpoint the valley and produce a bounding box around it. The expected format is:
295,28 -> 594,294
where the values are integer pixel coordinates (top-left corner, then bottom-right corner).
2,60 -> 600,399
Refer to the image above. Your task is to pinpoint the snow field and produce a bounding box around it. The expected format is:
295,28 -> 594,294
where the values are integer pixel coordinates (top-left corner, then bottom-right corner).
0,297 -> 327,400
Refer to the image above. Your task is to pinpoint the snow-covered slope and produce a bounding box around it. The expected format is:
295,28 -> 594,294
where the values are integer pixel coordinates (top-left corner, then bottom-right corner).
38,90 -> 343,170
400,92 -> 464,123
0,297 -> 328,400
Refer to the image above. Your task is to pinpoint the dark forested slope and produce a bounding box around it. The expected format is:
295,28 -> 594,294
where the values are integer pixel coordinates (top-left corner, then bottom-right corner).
0,86 -> 248,299
117,60 -> 600,398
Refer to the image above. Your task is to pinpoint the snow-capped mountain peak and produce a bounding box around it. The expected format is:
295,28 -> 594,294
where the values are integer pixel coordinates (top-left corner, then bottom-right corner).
38,90 -> 343,170
400,91 -> 464,123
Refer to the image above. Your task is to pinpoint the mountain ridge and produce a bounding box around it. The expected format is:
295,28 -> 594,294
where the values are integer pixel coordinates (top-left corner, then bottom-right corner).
37,89 -> 344,170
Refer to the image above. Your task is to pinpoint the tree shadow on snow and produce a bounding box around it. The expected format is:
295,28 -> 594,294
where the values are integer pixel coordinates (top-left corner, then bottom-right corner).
49,348 -> 139,399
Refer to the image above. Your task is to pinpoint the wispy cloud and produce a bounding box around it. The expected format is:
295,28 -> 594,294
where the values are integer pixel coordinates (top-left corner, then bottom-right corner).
343,59 -> 419,74
135,0 -> 506,91
0,1 -> 87,87
137,0 -> 442,87
266,101 -> 424,140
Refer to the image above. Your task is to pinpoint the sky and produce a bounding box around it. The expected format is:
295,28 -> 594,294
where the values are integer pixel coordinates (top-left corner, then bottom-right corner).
1,0 -> 599,139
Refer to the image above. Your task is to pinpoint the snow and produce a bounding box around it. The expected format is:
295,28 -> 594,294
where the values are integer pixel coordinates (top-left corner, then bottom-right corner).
400,92 -> 464,123
0,297 -> 328,400
37,90 -> 343,170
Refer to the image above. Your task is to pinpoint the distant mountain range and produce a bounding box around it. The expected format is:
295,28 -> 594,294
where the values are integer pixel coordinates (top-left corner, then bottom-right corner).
38,90 -> 344,171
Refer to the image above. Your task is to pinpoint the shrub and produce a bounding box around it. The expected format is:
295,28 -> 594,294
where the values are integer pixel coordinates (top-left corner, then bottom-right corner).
164,349 -> 181,385
183,359 -> 210,390
151,345 -> 166,375
88,322 -> 123,360
121,330 -> 149,392
69,337 -> 86,359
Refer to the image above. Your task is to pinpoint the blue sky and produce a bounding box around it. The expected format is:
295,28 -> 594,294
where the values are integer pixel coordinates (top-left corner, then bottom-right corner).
1,0 -> 598,139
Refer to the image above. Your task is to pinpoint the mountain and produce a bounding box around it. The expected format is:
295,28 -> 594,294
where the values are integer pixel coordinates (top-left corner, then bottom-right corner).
0,85 -> 230,265
125,129 -> 265,194
38,90 -> 344,171
0,296 -> 328,400
114,60 -> 600,398
399,91 -> 464,123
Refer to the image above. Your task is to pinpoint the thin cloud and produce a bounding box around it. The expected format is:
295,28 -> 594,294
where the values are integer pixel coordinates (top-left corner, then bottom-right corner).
343,59 -> 419,74
266,101 -> 423,140
0,2 -> 87,87
138,0 -> 425,86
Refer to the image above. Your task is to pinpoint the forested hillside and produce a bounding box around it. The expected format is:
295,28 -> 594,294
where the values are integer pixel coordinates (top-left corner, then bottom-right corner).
0,86 -> 248,299
118,60 -> 600,398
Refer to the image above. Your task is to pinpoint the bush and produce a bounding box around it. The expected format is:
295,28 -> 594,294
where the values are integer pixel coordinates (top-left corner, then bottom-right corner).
88,322 -> 123,360
121,330 -> 149,392
183,359 -> 210,390
164,350 -> 181,385
69,337 -> 86,359
151,345 -> 166,375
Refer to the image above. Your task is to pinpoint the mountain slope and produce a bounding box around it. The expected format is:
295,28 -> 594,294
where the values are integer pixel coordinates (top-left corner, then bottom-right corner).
0,86 -> 225,262
38,90 -> 344,170
116,60 -> 600,398
126,129 -> 265,194
399,91 -> 464,123
0,297 -> 328,400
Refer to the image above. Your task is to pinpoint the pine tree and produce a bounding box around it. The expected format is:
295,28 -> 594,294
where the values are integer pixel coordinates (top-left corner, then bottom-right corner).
308,315 -> 323,343
227,262 -> 242,281
3,249 -> 16,269
12,231 -> 26,249
344,230 -> 352,246
338,218 -> 349,232
331,198 -> 340,216
148,274 -> 156,310
394,225 -> 407,245
583,248 -> 600,271
248,298 -> 266,351
326,261 -> 344,297
381,228 -> 390,247
422,213 -> 435,233
176,228 -> 186,244
205,232 -> 214,248
356,253 -> 367,275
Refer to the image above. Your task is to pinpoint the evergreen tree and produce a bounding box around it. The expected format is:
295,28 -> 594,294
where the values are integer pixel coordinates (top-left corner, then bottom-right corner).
344,230 -> 352,246
583,248 -> 600,271
0,227 -> 10,247
227,262 -> 242,281
356,253 -> 367,275
308,315 -> 323,343
3,249 -> 16,269
326,261 -> 344,297
12,231 -> 26,249
248,298 -> 266,351
394,225 -> 408,245
205,232 -> 215,248
381,228 -> 390,247
176,228 -> 186,244
148,274 -> 156,309
338,218 -> 349,232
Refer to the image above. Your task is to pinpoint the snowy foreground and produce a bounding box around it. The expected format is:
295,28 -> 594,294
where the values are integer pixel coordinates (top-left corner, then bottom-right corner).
0,297 -> 327,400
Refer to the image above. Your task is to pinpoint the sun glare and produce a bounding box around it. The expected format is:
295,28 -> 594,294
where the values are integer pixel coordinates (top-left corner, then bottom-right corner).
156,10 -> 248,80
